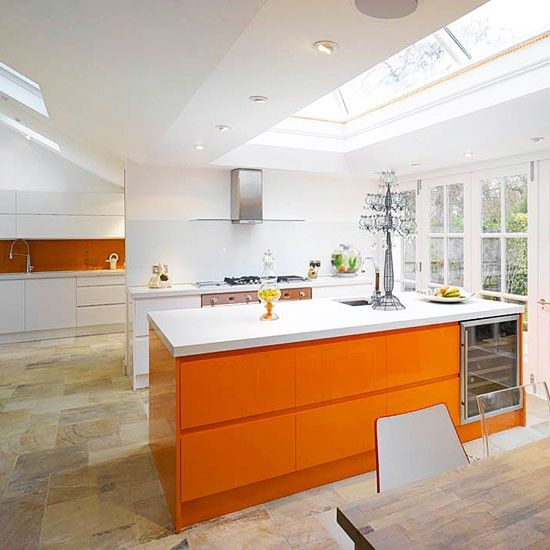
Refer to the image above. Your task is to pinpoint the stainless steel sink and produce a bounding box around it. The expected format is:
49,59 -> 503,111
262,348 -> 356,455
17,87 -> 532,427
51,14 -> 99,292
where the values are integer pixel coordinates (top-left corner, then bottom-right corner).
336,298 -> 372,307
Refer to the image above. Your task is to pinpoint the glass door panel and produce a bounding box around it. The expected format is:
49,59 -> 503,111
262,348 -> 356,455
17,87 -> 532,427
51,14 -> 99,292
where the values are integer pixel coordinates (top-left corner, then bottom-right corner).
461,315 -> 520,423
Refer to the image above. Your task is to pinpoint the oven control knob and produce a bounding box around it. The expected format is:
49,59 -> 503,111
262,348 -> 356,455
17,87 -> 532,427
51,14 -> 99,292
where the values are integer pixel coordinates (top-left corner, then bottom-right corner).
244,294 -> 252,303
299,291 -> 306,298
210,297 -> 218,306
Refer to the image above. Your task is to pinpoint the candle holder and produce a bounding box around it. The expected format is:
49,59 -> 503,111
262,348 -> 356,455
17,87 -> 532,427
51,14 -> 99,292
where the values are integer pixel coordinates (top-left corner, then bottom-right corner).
359,171 -> 416,310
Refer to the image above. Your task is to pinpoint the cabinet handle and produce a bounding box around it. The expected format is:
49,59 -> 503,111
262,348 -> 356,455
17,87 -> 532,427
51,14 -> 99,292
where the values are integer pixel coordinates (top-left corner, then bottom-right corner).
299,291 -> 306,298
210,297 -> 218,306
538,298 -> 549,307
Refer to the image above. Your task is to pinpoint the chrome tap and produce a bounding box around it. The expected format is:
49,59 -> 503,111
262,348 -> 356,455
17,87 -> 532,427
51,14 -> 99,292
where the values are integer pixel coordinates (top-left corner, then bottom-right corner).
9,239 -> 33,273
364,256 -> 381,306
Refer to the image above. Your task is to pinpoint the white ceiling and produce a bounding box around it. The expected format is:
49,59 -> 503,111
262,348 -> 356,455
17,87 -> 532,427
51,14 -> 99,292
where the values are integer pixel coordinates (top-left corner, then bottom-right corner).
0,0 -> 486,182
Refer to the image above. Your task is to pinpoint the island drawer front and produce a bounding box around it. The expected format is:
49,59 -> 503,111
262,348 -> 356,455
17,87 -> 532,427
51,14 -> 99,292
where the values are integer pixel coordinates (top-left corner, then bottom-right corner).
295,334 -> 386,406
180,413 -> 295,501
386,378 -> 460,425
295,394 -> 386,470
179,347 -> 295,429
385,324 -> 459,389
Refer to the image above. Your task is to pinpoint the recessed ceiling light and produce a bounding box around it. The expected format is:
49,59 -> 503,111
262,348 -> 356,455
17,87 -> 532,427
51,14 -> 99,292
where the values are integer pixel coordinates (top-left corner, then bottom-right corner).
25,135 -> 31,141
215,124 -> 232,133
352,0 -> 418,19
531,136 -> 545,143
464,150 -> 474,158
249,95 -> 269,103
194,143 -> 206,151
411,161 -> 421,168
312,40 -> 339,55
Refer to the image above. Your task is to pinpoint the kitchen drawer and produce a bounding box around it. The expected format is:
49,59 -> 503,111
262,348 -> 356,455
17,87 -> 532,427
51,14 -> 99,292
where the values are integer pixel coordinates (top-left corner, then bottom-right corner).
77,304 -> 125,326
180,346 -> 295,429
386,378 -> 460,425
385,324 -> 459,389
279,287 -> 311,301
295,333 -> 386,406
77,273 -> 126,287
135,296 -> 200,336
180,413 -> 295,501
201,291 -> 259,307
296,394 -> 386,470
77,284 -> 125,306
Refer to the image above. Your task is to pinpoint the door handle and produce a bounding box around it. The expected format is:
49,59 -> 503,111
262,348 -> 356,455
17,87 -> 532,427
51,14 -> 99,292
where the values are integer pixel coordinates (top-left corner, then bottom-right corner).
538,298 -> 549,308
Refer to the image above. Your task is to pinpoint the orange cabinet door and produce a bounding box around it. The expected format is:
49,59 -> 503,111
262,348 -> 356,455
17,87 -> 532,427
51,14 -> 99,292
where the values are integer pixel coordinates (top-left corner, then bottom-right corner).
385,324 -> 459,389
179,346 -> 295,429
386,378 -> 461,425
295,334 -> 386,406
296,394 -> 386,470
181,413 -> 295,501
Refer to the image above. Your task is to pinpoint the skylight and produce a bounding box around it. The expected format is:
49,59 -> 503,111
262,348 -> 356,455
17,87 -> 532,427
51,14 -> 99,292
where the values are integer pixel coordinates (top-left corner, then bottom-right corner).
0,61 -> 48,117
294,0 -> 550,123
0,113 -> 60,151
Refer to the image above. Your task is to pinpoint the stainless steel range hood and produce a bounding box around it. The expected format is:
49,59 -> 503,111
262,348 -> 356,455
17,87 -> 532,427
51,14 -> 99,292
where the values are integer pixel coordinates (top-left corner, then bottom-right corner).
231,168 -> 263,224
191,168 -> 304,223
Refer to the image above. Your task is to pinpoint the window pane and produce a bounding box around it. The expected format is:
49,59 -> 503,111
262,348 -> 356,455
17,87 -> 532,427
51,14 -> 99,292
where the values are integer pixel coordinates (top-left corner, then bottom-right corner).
403,237 -> 416,281
446,0 -> 550,64
482,238 -> 501,291
504,298 -> 528,330
506,237 -> 528,295
448,237 -> 464,286
481,178 -> 501,233
430,237 -> 444,284
430,186 -> 444,233
447,183 -> 464,233
505,175 -> 528,232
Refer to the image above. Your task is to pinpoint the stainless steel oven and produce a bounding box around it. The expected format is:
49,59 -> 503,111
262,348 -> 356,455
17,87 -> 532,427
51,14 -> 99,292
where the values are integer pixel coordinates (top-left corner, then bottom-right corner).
460,314 -> 521,424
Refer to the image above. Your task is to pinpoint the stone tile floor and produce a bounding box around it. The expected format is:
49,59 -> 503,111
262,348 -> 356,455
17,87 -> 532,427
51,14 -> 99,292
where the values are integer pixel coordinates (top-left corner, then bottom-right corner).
0,333 -> 372,549
1,333 -> 541,549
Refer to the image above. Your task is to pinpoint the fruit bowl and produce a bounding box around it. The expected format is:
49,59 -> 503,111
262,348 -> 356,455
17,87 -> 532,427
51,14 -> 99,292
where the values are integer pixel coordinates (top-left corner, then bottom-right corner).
416,286 -> 474,303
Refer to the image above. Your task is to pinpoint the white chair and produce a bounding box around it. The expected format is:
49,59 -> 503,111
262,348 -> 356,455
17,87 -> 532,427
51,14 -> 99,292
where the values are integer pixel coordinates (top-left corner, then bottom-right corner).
375,403 -> 469,492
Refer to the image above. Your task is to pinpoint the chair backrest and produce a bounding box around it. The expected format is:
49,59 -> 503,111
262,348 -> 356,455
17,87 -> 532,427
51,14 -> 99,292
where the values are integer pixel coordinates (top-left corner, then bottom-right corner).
476,381 -> 550,458
376,403 -> 468,492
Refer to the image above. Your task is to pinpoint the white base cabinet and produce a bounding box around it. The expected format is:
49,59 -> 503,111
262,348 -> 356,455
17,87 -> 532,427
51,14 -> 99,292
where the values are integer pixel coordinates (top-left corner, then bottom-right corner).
0,271 -> 126,344
0,280 -> 25,334
25,278 -> 77,331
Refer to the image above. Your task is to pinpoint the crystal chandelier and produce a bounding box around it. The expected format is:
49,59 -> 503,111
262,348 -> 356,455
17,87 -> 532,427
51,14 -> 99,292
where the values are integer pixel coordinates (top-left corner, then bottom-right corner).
359,170 -> 416,310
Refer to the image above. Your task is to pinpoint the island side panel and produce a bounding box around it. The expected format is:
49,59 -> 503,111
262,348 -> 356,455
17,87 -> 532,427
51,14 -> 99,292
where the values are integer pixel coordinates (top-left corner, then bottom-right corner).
149,328 -> 179,528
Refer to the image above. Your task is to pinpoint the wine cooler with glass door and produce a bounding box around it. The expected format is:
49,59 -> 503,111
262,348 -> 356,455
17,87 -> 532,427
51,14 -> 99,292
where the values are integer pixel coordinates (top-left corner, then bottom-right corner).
460,315 -> 521,424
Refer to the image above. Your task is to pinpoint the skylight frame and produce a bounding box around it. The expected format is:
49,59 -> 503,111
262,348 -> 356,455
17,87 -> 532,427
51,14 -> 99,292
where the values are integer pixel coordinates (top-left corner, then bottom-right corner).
0,113 -> 61,152
0,61 -> 49,118
292,0 -> 550,125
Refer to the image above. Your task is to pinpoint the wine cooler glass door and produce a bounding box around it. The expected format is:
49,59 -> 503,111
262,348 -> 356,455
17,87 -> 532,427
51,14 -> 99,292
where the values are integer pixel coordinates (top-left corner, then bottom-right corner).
460,315 -> 520,423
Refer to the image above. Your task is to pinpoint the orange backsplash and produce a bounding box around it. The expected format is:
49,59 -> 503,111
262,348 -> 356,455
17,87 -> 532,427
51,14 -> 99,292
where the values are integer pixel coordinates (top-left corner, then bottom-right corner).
0,239 -> 125,273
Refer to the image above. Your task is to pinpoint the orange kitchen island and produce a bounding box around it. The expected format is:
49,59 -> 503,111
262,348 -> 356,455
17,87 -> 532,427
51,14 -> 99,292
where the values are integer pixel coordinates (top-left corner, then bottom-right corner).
148,297 -> 523,531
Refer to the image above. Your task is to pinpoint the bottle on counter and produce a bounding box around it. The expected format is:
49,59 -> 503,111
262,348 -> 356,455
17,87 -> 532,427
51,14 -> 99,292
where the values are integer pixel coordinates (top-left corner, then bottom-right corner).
257,249 -> 281,321
308,259 -> 320,279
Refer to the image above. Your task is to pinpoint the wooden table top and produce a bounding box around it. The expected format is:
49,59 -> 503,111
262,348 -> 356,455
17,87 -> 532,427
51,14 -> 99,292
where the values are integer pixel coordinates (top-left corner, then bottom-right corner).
337,439 -> 550,549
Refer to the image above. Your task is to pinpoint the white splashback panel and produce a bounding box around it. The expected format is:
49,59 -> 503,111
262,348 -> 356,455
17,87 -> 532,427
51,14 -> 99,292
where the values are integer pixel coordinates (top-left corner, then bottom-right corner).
125,163 -> 377,286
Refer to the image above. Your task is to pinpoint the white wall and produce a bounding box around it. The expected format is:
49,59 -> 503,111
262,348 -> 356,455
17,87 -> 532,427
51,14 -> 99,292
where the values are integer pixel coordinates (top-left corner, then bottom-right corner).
0,124 -> 120,192
125,162 -> 377,286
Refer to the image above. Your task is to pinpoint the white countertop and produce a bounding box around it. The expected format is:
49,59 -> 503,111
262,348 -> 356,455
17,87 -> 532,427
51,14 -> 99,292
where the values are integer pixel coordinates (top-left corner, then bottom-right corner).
128,275 -> 372,299
0,269 -> 125,280
148,294 -> 524,357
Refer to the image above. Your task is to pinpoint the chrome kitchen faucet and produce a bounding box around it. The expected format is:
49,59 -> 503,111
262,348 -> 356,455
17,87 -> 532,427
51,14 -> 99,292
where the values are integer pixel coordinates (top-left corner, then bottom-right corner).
9,238 -> 33,273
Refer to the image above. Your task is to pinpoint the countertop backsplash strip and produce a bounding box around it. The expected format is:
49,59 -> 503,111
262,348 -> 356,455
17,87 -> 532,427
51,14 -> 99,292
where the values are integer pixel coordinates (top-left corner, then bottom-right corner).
0,239 -> 125,273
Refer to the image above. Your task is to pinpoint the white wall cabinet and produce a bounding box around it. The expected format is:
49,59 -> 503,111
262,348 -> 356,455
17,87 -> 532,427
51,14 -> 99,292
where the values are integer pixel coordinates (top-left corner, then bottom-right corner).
0,190 -> 124,239
0,215 -> 16,239
0,280 -> 25,334
25,278 -> 77,331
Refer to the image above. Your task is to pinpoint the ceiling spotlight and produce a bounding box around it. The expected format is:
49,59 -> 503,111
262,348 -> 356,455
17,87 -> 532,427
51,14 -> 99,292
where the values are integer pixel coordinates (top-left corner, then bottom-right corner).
25,135 -> 31,141
249,95 -> 269,103
531,136 -> 545,143
194,143 -> 206,151
464,150 -> 474,158
312,40 -> 339,55
352,0 -> 418,19
411,161 -> 421,168
215,124 -> 232,133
